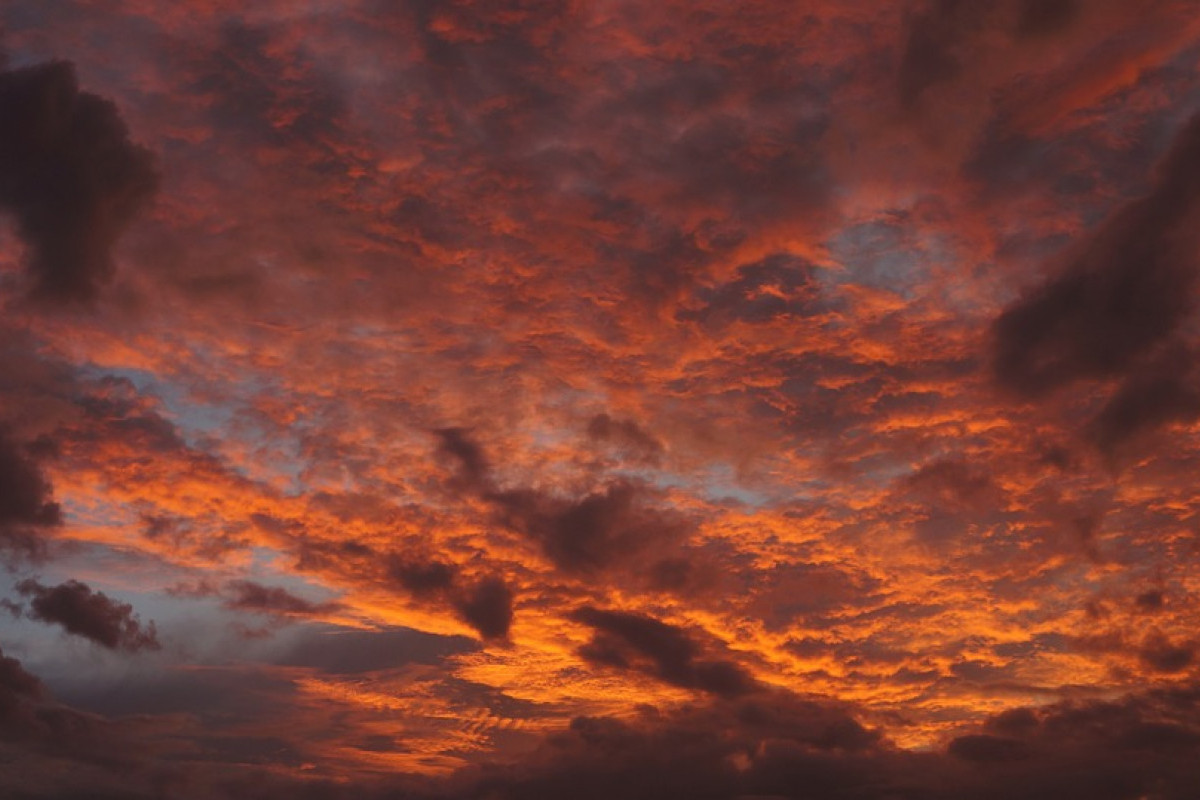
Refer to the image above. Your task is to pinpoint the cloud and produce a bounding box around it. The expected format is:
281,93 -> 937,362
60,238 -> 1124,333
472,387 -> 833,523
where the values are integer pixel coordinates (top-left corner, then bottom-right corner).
275,626 -> 478,675
451,576 -> 514,642
901,457 -> 1005,513
385,551 -> 515,641
3,2 -> 1200,795
897,0 -> 984,109
991,111 -> 1200,445
451,684 -> 1200,800
436,427 -> 689,574
1085,344 -> 1200,451
1137,631 -> 1194,673
572,607 -> 756,698
947,732 -> 1031,762
0,430 -> 60,557
223,580 -> 340,618
0,60 -> 158,305
490,482 -> 689,574
0,644 -> 44,715
15,579 -> 160,652
1134,590 -> 1165,612
388,556 -> 458,597
434,427 -> 491,490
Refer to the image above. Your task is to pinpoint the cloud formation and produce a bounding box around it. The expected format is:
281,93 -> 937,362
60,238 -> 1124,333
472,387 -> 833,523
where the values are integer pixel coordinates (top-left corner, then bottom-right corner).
992,110 -> 1200,447
1,0 -> 1200,796
573,607 -> 757,698
0,60 -> 157,304
0,430 -> 60,557
15,579 -> 160,652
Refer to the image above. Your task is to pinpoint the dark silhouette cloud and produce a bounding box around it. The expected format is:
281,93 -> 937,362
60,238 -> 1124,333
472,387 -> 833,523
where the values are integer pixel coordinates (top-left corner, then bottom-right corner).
388,556 -> 457,597
948,733 -> 1031,762
1086,345 -> 1200,451
489,483 -> 688,574
572,607 -> 756,697
451,576 -> 514,641
437,428 -> 688,574
0,60 -> 157,304
0,430 -> 60,557
450,684 -> 1200,800
224,580 -> 340,617
1134,590 -> 1165,612
15,579 -> 160,652
275,626 -> 478,675
0,644 -> 44,713
992,112 -> 1200,446
385,552 -> 514,640
897,0 -> 979,108
434,427 -> 490,489
1138,631 -> 1193,673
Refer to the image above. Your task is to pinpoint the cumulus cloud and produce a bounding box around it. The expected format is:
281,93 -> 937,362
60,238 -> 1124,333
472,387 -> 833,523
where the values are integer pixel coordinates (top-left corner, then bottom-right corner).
15,579 -> 160,652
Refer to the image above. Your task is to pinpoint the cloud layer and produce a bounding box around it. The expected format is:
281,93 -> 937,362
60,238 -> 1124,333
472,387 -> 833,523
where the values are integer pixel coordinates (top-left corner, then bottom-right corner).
1,0 -> 1200,797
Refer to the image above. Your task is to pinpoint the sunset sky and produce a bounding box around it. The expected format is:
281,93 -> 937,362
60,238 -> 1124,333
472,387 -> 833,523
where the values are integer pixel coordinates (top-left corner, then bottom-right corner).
3,1 -> 1200,798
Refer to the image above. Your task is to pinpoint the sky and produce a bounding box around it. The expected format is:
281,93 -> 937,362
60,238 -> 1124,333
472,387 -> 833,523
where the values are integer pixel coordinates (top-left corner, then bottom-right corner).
3,1 -> 1200,798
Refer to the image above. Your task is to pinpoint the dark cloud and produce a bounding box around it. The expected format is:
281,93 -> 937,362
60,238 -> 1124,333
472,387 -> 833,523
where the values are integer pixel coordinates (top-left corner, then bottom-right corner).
458,693 -> 884,800
572,607 -> 756,698
388,555 -> 457,597
0,644 -> 44,715
897,0 -> 982,108
385,552 -> 514,640
436,428 -> 688,574
451,576 -> 514,641
1086,345 -> 1200,451
276,626 -> 478,675
991,112 -> 1200,446
491,483 -> 688,574
1137,631 -> 1193,673
0,60 -> 157,304
899,0 -> 1085,110
434,427 -> 490,489
451,684 -> 1200,800
15,579 -> 160,652
1134,590 -> 1165,612
948,733 -> 1030,762
0,430 -> 60,557
224,580 -> 340,618
76,378 -> 186,453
